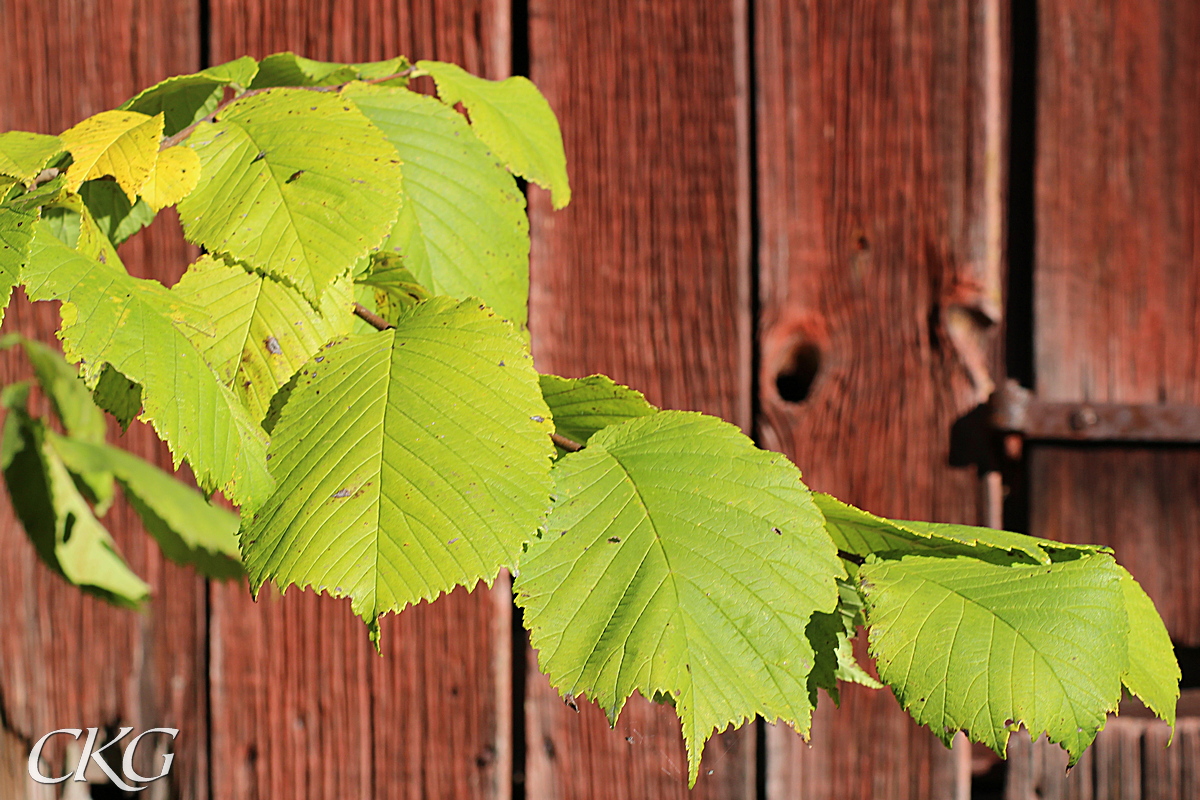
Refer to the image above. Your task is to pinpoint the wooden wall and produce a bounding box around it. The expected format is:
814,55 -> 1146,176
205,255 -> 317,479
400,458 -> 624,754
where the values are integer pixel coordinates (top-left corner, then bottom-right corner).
0,0 -> 1194,798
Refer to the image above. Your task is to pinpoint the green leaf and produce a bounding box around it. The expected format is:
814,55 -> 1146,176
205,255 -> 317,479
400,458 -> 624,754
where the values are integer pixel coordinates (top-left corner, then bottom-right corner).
249,53 -> 355,88
1117,566 -> 1179,726
860,551 -> 1126,764
242,296 -> 553,642
122,56 -> 260,135
345,85 -> 530,326
815,493 -> 1106,564
2,335 -> 106,443
22,220 -> 273,508
538,373 -> 657,446
79,180 -> 155,246
8,171 -> 68,213
805,577 -> 883,702
1,334 -> 114,510
0,395 -> 149,607
514,411 -> 842,786
0,132 -> 63,183
60,111 -> 164,201
250,53 -> 411,89
0,197 -> 38,326
355,252 -> 431,324
177,88 -> 402,302
172,255 -> 354,423
93,365 -> 142,430
49,433 -> 243,579
202,56 -> 261,89
417,60 -> 571,208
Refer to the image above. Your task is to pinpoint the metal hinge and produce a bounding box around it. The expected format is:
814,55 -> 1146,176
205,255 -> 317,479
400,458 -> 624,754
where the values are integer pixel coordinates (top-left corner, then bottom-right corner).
989,380 -> 1200,443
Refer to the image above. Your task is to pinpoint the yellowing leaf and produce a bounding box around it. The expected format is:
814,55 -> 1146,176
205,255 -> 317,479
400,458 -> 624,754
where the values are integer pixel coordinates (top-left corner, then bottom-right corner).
172,255 -> 353,422
23,220 -> 273,509
140,145 -> 201,210
177,88 -> 402,303
60,110 -> 163,200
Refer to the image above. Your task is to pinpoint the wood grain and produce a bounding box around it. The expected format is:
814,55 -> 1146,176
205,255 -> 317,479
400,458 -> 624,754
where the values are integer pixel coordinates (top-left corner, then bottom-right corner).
755,1 -> 1003,797
1034,0 -> 1199,407
0,2 -> 206,797
209,0 -> 510,80
524,0 -> 754,797
204,3 -> 515,798
1005,715 -> 1200,799
1028,0 -> 1200,647
1030,447 -> 1200,644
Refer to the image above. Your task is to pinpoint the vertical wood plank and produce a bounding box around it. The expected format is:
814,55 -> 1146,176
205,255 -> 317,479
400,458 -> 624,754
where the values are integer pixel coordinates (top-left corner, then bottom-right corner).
756,1 -> 1003,797
1030,448 -> 1200,643
204,3 -> 514,798
1003,714 -> 1200,800
0,1 -> 205,797
1029,0 -> 1200,644
524,0 -> 754,797
210,0 -> 510,81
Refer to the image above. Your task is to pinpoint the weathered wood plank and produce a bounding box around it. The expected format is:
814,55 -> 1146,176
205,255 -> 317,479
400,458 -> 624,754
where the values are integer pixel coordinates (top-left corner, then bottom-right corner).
1029,0 -> 1200,645
209,0 -> 510,79
1030,447 -> 1200,643
0,2 -> 206,797
204,3 -> 514,798
524,0 -> 754,796
1003,714 -> 1200,800
756,1 -> 1003,797
1034,0 -> 1199,407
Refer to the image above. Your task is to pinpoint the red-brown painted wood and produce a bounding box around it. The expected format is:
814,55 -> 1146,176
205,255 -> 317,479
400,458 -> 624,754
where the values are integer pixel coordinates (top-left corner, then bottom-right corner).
525,0 -> 755,797
1029,0 -> 1200,645
1005,700 -> 1200,799
755,1 -> 1004,797
0,2 -> 206,797
204,3 -> 515,798
209,0 -> 510,82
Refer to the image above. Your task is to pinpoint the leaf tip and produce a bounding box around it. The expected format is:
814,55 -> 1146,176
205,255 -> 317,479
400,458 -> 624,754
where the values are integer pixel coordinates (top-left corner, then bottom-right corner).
367,615 -> 383,654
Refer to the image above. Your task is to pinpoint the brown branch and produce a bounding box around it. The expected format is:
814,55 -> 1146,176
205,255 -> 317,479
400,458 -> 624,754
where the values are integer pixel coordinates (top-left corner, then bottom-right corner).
551,433 -> 583,452
837,550 -> 865,566
30,167 -> 59,188
353,302 -> 393,331
159,66 -> 417,151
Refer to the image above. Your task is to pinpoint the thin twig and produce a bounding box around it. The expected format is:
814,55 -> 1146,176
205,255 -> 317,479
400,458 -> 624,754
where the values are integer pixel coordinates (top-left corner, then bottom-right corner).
837,550 -> 865,566
353,302 -> 393,331
30,167 -> 59,188
160,66 -> 417,151
551,433 -> 583,452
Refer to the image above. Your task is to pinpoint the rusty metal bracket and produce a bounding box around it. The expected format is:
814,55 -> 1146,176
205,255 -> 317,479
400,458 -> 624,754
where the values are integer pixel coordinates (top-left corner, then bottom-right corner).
990,380 -> 1200,443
